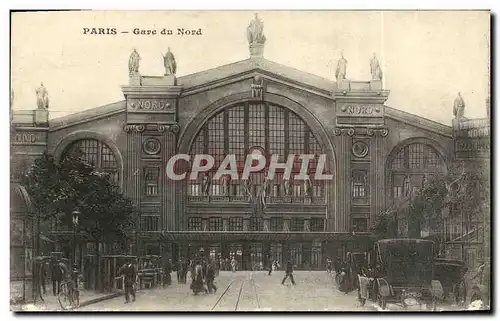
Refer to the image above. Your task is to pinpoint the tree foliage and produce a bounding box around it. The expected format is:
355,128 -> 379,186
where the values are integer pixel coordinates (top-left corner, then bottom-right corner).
23,151 -> 137,244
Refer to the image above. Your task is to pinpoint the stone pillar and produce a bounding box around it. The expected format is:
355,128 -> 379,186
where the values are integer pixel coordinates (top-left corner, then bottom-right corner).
242,242 -> 250,270
370,130 -> 388,227
334,129 -> 352,232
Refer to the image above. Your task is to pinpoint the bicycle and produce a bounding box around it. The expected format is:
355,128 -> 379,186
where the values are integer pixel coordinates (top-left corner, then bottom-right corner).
58,279 -> 80,310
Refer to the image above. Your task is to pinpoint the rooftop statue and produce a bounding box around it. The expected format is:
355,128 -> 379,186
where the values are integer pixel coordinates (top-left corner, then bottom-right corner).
36,83 -> 49,109
162,47 -> 177,76
453,92 -> 465,119
370,53 -> 383,80
247,13 -> 266,45
335,52 -> 348,80
128,48 -> 141,75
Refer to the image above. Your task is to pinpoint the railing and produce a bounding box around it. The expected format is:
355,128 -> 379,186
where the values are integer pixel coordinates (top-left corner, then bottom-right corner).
187,195 -> 326,204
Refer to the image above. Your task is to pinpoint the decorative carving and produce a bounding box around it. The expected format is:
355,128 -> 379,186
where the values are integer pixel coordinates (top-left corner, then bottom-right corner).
247,13 -> 266,45
334,128 -> 342,136
378,128 -> 389,137
36,83 -> 49,109
143,137 -> 161,155
370,53 -> 383,80
128,48 -> 141,75
129,99 -> 171,110
453,92 -> 466,119
335,52 -> 348,80
169,123 -> 180,134
341,104 -> 377,115
347,128 -> 355,136
366,128 -> 375,137
13,133 -> 38,144
352,141 -> 369,158
123,124 -> 145,133
251,75 -> 264,98
162,47 -> 177,76
157,124 -> 168,133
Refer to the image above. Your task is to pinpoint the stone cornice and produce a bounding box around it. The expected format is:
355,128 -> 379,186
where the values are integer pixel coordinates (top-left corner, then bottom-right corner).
49,101 -> 126,132
334,125 -> 389,137
123,123 -> 180,134
121,85 -> 183,98
385,106 -> 452,138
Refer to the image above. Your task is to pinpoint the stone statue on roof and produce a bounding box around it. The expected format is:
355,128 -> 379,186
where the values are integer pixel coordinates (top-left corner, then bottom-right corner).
247,13 -> 266,45
162,47 -> 177,76
36,83 -> 49,109
128,48 -> 141,75
370,53 -> 383,80
335,52 -> 348,80
453,92 -> 465,119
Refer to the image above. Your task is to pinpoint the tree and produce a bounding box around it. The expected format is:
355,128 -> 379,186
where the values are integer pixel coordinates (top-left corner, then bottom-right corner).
371,209 -> 397,240
23,151 -> 137,250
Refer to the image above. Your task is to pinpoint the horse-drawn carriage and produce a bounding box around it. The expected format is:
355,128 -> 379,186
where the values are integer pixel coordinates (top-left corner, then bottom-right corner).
357,239 -> 443,310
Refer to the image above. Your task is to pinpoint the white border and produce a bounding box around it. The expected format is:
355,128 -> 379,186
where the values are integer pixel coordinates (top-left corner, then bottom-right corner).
2,2 -> 497,321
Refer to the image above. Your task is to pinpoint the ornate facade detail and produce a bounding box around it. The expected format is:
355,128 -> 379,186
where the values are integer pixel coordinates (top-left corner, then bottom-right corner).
453,92 -> 466,119
162,47 -> 177,76
157,124 -> 168,133
352,141 -> 369,158
370,53 -> 383,81
143,137 -> 161,155
169,123 -> 180,134
128,48 -> 141,75
36,83 -> 49,109
335,52 -> 348,80
251,75 -> 264,98
123,124 -> 145,133
335,126 -> 389,137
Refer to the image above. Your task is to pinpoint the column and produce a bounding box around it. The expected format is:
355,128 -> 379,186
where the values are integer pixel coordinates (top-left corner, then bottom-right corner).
161,129 -> 178,231
370,132 -> 386,227
334,130 -> 352,232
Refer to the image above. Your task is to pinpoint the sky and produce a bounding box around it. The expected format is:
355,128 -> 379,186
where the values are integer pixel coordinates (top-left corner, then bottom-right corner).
10,10 -> 490,124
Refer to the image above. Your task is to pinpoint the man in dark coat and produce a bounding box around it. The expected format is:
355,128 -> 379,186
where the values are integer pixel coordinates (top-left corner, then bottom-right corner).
281,261 -> 296,285
164,258 -> 173,286
51,258 -> 66,295
206,259 -> 218,293
118,259 -> 137,304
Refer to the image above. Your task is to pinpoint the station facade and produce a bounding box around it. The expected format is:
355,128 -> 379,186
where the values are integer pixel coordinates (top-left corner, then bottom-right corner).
10,16 -> 490,274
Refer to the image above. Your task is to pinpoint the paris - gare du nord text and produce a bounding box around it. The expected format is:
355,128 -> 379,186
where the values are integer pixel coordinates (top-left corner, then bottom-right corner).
10,14 -> 489,282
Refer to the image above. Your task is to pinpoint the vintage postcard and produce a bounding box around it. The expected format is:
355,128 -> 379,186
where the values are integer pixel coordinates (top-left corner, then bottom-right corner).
9,10 -> 490,312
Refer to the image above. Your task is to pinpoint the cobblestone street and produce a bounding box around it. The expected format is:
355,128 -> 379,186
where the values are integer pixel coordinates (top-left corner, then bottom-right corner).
78,271 -> 375,312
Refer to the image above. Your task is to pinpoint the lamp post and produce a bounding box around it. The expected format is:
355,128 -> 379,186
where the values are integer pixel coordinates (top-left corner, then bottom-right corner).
72,209 -> 80,287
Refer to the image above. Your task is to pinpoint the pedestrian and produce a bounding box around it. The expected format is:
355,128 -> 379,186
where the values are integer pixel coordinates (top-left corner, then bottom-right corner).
231,257 -> 237,273
51,258 -> 65,296
206,259 -> 218,294
268,258 -> 273,276
177,258 -> 182,283
281,260 -> 296,286
118,258 -> 137,304
219,258 -> 224,272
164,258 -> 172,286
181,258 -> 188,284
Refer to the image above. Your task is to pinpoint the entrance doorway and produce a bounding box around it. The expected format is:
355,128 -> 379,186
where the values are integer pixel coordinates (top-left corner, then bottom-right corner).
270,243 -> 283,266
249,243 -> 263,269
229,243 -> 243,270
289,243 -> 303,268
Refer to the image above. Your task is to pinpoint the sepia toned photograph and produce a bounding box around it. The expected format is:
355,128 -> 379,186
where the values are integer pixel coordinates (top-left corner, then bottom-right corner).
9,10 -> 490,312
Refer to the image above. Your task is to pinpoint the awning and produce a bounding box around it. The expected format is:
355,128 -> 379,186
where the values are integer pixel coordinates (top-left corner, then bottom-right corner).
148,231 -> 374,243
40,234 -> 55,243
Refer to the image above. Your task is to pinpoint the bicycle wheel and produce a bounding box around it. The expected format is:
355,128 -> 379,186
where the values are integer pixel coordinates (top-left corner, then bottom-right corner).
58,283 -> 72,310
72,289 -> 80,309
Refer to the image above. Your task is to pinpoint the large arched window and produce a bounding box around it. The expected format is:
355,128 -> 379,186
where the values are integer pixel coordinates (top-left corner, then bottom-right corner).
63,139 -> 119,182
188,102 -> 326,202
389,143 -> 445,201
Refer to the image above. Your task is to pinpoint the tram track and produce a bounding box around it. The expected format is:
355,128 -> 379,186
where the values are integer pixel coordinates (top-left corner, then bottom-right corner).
250,277 -> 261,310
210,279 -> 235,311
234,280 -> 245,311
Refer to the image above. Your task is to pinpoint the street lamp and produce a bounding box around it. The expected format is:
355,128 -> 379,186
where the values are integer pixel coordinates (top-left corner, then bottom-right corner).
72,209 -> 80,287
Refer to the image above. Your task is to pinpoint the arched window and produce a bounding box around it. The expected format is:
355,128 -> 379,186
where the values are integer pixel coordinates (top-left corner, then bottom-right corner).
63,139 -> 119,182
389,143 -> 445,201
188,102 -> 326,202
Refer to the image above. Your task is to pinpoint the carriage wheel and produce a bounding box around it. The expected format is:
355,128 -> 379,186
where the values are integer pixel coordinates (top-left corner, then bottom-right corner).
357,288 -> 366,306
377,294 -> 387,310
